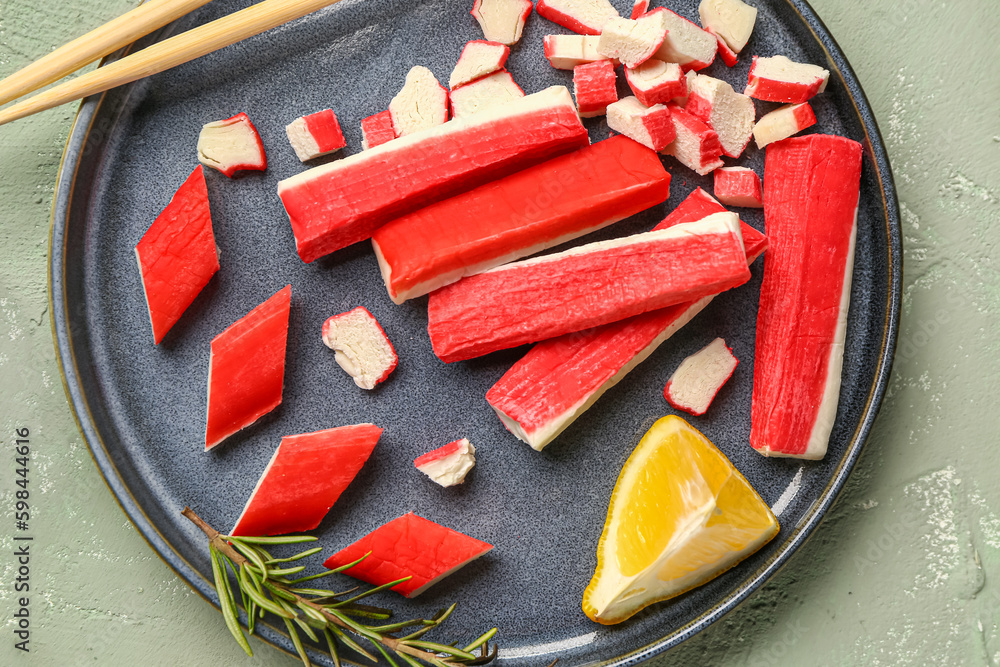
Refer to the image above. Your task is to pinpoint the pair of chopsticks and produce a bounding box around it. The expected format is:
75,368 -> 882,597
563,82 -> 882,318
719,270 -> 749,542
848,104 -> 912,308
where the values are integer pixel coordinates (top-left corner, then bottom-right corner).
0,0 -> 345,127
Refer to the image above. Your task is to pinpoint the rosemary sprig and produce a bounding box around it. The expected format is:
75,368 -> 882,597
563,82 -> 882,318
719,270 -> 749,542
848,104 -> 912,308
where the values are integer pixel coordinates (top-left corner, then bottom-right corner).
182,507 -> 498,667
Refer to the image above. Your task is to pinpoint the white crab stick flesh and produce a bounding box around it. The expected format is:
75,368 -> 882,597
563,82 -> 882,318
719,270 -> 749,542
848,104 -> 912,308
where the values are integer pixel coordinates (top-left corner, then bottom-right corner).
664,337 -> 739,415
322,307 -> 398,390
753,102 -> 816,148
752,134 -> 862,460
745,55 -> 830,103
685,74 -> 755,158
278,86 -> 589,262
606,97 -> 676,152
631,0 -> 649,19
427,213 -> 750,363
450,40 -> 510,89
361,110 -> 396,150
714,166 -> 763,207
487,188 -> 768,451
285,109 -> 347,162
389,66 -> 450,137
574,59 -> 618,117
197,112 -> 267,177
543,35 -> 612,70
662,103 -> 724,175
471,0 -> 533,45
536,0 -> 620,35
625,59 -> 688,107
449,70 -> 525,119
653,8 -> 717,70
699,0 -> 757,56
414,438 -> 477,487
597,12 -> 669,68
372,136 -> 671,303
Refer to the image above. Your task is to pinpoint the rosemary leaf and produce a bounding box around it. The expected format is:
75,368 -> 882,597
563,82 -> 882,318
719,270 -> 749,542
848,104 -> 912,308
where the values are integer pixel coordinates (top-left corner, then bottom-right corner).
262,580 -> 300,602
283,616 -> 311,667
328,551 -> 371,574
331,576 -> 412,607
285,569 -> 339,585
397,652 -> 424,667
289,587 -> 341,597
229,539 -> 270,580
328,608 -> 382,642
300,603 -> 328,624
333,604 -> 393,621
369,618 -> 435,634
209,545 -> 252,657
324,628 -> 342,667
268,565 -> 308,577
370,640 -> 401,667
330,625 -> 378,663
403,640 -> 476,660
242,579 -> 295,618
462,628 -> 498,653
294,615 -> 320,643
226,534 -> 318,545
266,547 -> 324,564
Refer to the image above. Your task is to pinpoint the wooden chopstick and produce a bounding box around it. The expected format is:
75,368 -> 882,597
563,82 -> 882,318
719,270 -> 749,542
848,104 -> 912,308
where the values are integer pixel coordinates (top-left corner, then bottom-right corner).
0,0 -> 346,127
0,0 -> 215,108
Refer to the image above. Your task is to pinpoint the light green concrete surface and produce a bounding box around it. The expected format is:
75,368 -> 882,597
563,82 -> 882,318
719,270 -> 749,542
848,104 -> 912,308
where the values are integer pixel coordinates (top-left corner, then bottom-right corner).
0,0 -> 998,665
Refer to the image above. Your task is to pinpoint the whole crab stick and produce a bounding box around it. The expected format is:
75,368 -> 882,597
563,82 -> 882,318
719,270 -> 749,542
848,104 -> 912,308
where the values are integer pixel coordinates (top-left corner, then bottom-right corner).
751,134 -> 862,459
427,213 -> 751,363
323,513 -> 493,598
277,86 -> 589,263
371,136 -> 671,303
231,424 -> 383,537
487,188 -> 766,451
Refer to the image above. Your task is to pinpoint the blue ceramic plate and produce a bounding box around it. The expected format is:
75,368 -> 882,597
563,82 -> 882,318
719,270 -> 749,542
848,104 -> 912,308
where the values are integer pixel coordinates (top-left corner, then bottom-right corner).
50,1 -> 900,664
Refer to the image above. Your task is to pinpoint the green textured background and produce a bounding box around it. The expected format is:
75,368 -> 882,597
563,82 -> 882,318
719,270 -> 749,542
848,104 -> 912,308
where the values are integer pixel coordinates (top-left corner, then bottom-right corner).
1,0 -> 998,664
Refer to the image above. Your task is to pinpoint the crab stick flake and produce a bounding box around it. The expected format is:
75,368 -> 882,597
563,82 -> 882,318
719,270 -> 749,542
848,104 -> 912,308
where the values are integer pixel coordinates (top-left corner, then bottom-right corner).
360,110 -> 396,150
471,0 -> 533,45
322,307 -> 398,390
753,102 -> 816,149
450,40 -> 510,89
606,97 -> 676,152
631,0 -> 650,19
135,166 -> 219,345
536,0 -> 620,35
625,59 -> 688,107
205,286 -> 291,450
197,112 -> 267,177
323,513 -> 493,598
449,70 -> 525,119
662,103 -> 725,175
597,12 -> 669,69
389,66 -> 450,137
752,134 -> 862,460
414,438 -> 477,487
654,9 -> 718,71
745,55 -> 830,103
711,30 -> 740,66
684,74 -> 755,158
230,424 -> 383,537
714,166 -> 763,207
574,60 -> 618,118
543,34 -> 612,70
664,337 -> 739,415
285,109 -> 346,162
699,0 -> 757,55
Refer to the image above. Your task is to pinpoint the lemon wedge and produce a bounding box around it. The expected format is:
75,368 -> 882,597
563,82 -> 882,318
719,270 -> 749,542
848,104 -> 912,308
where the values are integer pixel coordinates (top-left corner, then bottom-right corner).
582,415 -> 779,624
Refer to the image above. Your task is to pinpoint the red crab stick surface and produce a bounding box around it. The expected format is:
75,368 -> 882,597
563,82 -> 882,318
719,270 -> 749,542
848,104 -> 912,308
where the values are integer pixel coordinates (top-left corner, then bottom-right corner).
135,165 -> 219,345
205,286 -> 291,450
427,213 -> 750,363
323,513 -> 493,598
487,188 -> 766,450
372,136 -> 671,303
231,424 -> 383,537
751,134 -> 862,460
277,86 -> 589,263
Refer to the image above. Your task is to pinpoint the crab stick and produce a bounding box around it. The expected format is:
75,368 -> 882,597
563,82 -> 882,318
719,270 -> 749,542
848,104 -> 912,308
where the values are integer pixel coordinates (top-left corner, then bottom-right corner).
597,12 -> 669,68
753,102 -> 816,148
323,513 -> 493,598
197,112 -> 267,177
449,70 -> 525,119
745,55 -> 830,103
714,166 -> 763,207
278,86 -> 589,263
662,103 -> 725,175
487,188 -> 766,451
231,424 -> 383,537
631,0 -> 650,19
372,136 -> 671,303
664,337 -> 739,415
574,60 -> 618,118
360,110 -> 396,150
389,66 -> 449,137
322,307 -> 398,389
427,213 -> 750,363
285,109 -> 346,162
606,97 -> 676,152
685,74 -> 755,158
543,35 -> 612,70
751,134 -> 862,459
471,0 -> 533,45
414,438 -> 477,487
654,8 -> 717,70
699,0 -> 757,57
450,40 -> 510,89
536,0 -> 620,35
625,59 -> 688,107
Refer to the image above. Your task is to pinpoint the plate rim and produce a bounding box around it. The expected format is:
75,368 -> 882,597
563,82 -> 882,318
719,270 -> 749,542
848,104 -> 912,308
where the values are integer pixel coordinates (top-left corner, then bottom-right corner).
47,0 -> 902,664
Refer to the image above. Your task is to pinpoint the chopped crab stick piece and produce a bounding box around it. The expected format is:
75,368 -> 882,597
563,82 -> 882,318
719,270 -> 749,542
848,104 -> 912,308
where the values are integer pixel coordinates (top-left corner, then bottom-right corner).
487,188 -> 767,450
664,337 -> 739,415
662,103 -> 724,175
685,74 -> 755,158
537,0 -> 620,35
625,59 -> 688,107
654,9 -> 717,70
753,102 -> 816,149
745,55 -> 830,103
278,86 -> 589,262
322,307 -> 398,389
360,110 -> 396,150
597,13 -> 669,69
714,166 -> 763,207
606,97 -> 676,152
414,438 -> 477,487
543,35 -> 612,70
673,70 -> 698,105
450,40 -> 510,89
752,134 -> 863,460
711,31 -> 739,67
323,513 -> 493,598
197,112 -> 267,177
631,0 -> 650,19
471,0 -> 533,45
135,166 -> 219,345
574,60 -> 618,118
231,424 -> 383,537
699,0 -> 757,55
285,109 -> 346,162
449,70 -> 525,119
389,66 -> 450,137
205,286 -> 291,450
428,213 -> 750,363
372,136 -> 671,303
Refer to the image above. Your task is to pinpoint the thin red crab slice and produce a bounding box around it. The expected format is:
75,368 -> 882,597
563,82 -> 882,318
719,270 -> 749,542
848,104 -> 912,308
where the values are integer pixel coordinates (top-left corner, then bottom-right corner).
414,438 -> 477,487
205,286 -> 291,450
449,40 -> 510,89
543,34 -> 612,70
745,55 -> 830,103
536,0 -> 620,35
197,112 -> 267,177
664,337 -> 739,415
230,424 -> 383,537
323,513 -> 493,598
135,165 -> 219,345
